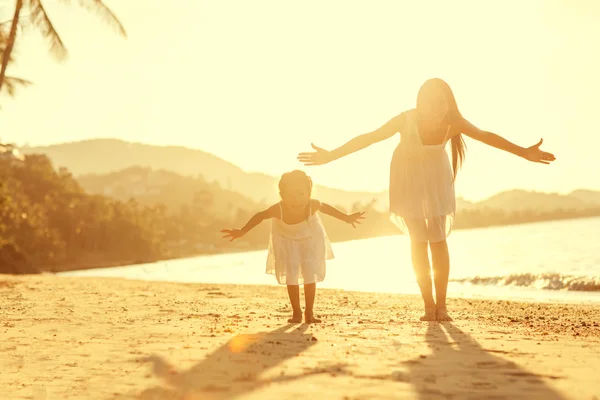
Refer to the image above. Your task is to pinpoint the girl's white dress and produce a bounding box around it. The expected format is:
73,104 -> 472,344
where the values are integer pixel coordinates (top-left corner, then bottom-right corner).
266,202 -> 334,285
389,109 -> 456,243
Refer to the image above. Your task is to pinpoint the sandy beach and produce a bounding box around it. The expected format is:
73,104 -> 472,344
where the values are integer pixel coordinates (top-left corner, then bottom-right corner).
1,274 -> 599,400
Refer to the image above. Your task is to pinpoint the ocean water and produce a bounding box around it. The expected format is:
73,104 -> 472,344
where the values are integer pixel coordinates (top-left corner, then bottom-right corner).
60,217 -> 600,305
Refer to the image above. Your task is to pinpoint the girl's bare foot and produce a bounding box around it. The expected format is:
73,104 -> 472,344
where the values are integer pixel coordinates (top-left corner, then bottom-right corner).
436,307 -> 453,321
288,311 -> 302,323
305,312 -> 322,324
420,307 -> 437,321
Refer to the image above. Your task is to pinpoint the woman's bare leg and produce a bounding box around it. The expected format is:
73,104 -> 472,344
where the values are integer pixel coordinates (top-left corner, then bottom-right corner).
286,285 -> 302,323
410,240 -> 436,321
430,240 -> 452,321
303,283 -> 321,323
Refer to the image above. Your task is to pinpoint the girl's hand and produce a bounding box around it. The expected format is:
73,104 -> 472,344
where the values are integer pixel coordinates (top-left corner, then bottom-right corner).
522,139 -> 556,164
345,212 -> 365,228
221,228 -> 244,242
297,143 -> 333,166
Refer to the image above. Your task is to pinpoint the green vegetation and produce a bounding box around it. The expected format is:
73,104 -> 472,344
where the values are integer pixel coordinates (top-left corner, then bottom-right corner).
1,155 -> 163,273
2,153 -> 599,274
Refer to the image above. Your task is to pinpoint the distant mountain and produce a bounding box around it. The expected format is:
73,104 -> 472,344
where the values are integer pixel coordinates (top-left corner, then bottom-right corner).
23,139 -> 389,211
23,139 -> 600,214
569,189 -> 600,206
477,189 -> 600,212
456,197 -> 478,211
77,166 -> 258,219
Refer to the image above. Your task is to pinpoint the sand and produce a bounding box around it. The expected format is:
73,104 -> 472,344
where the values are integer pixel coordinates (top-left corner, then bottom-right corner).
1,274 -> 599,400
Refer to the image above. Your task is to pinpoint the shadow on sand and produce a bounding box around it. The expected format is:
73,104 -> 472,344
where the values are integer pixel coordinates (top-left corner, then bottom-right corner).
129,321 -> 567,400
134,323 -> 345,400
403,322 -> 566,400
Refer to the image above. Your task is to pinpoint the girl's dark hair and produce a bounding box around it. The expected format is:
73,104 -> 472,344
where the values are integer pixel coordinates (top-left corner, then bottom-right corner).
278,170 -> 313,194
416,78 -> 467,180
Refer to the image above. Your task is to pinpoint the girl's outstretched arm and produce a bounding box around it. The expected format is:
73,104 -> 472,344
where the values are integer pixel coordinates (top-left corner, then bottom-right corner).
313,200 -> 365,228
459,118 -> 556,164
221,203 -> 279,241
298,112 -> 407,166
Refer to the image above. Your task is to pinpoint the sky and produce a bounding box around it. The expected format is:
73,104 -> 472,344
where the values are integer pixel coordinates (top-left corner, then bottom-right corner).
1,0 -> 599,201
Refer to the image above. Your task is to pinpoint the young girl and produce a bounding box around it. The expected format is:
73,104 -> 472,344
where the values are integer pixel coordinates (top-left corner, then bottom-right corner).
221,170 -> 365,324
298,78 -> 556,322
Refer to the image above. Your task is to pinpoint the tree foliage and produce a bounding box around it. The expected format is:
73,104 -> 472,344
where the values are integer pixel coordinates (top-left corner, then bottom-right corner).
2,154 -> 599,274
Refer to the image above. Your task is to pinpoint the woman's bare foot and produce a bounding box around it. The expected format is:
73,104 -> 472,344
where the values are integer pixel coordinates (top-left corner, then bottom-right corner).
287,311 -> 302,323
420,307 -> 437,321
436,307 -> 453,321
305,312 -> 322,324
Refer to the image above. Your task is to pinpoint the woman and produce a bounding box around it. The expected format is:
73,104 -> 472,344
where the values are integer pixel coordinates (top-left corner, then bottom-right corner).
297,78 -> 556,321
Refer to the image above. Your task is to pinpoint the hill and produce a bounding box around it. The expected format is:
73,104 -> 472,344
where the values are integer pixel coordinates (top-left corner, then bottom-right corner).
0,153 -> 402,273
0,155 -> 169,273
22,139 -> 390,210
568,189 -> 600,206
76,166 -> 258,220
3,151 -> 600,274
477,189 -> 600,212
23,139 -> 600,214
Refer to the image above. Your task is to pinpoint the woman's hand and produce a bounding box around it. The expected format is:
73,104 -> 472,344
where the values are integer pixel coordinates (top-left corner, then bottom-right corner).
221,228 -> 244,242
297,143 -> 333,166
345,212 -> 366,228
521,139 -> 556,164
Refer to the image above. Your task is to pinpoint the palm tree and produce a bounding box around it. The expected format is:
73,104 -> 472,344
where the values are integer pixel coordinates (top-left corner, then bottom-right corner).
0,0 -> 126,97
0,0 -> 28,97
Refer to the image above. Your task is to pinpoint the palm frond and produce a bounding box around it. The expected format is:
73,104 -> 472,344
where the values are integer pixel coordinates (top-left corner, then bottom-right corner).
1,31 -> 16,65
58,0 -> 126,37
2,75 -> 32,96
0,0 -> 24,96
26,0 -> 68,61
1,14 -> 32,35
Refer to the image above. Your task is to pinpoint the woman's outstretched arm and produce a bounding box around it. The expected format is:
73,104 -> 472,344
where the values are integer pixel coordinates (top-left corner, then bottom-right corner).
458,118 -> 556,164
298,112 -> 407,166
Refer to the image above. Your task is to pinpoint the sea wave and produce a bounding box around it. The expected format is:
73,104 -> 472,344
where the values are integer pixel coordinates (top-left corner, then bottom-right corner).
450,273 -> 600,292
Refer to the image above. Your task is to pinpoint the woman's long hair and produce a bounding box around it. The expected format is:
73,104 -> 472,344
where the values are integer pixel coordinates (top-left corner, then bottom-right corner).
416,78 -> 467,180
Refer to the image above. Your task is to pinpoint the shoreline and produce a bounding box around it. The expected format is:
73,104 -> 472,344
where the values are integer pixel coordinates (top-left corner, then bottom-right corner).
57,270 -> 600,306
33,214 -> 600,275
1,274 -> 599,399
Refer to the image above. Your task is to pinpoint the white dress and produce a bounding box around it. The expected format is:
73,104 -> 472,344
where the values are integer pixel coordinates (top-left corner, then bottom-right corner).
266,202 -> 334,285
389,109 -> 456,243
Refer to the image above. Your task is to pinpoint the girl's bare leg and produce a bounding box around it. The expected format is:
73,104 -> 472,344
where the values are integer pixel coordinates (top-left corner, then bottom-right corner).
286,285 -> 302,323
410,240 -> 436,321
430,240 -> 452,321
303,283 -> 321,323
